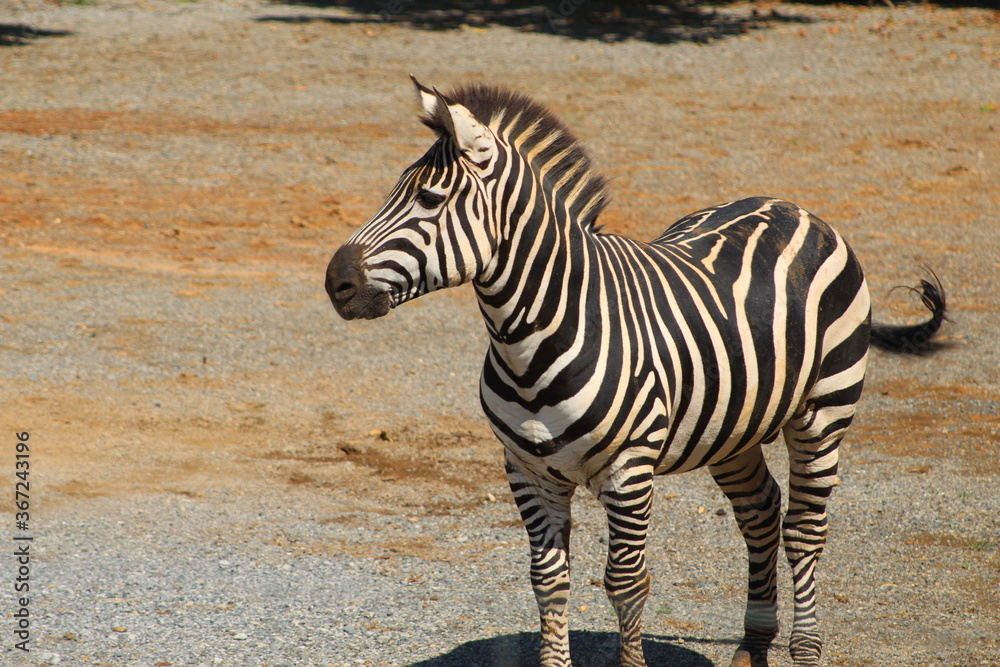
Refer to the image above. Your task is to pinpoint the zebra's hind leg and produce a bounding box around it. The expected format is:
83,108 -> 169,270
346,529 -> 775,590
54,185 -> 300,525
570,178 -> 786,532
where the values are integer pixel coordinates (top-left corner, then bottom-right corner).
505,452 -> 577,667
710,444 -> 783,667
598,463 -> 655,667
781,390 -> 858,667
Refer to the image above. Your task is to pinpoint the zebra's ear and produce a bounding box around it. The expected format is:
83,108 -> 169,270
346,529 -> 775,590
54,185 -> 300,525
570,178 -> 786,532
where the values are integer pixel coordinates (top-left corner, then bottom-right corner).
440,101 -> 497,169
410,74 -> 438,118
443,101 -> 496,167
410,75 -> 496,168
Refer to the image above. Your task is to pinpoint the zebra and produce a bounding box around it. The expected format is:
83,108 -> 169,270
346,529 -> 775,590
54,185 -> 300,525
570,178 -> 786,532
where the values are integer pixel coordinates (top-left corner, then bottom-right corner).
324,78 -> 946,667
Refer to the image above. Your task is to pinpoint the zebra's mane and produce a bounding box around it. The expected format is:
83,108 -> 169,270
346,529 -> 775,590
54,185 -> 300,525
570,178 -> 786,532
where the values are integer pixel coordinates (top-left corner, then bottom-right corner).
422,83 -> 610,230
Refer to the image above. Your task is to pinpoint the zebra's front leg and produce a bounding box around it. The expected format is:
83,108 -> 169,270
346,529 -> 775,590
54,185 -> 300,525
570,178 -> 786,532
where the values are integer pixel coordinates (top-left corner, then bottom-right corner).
599,464 -> 655,667
506,453 -> 577,667
710,445 -> 782,667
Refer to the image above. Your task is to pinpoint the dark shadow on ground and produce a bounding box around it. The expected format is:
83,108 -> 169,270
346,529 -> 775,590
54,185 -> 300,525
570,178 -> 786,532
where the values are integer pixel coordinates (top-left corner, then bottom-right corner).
407,630 -> 726,666
258,0 -> 817,45
0,23 -> 71,47
736,0 -> 999,6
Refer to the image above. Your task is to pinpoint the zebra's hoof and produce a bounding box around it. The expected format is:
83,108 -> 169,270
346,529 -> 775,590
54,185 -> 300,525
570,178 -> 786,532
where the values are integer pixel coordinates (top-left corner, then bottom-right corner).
730,647 -> 769,667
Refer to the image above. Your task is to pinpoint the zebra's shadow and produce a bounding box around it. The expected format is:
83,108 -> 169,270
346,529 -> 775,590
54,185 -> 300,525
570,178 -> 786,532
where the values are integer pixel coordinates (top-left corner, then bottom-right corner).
408,630 -> 718,666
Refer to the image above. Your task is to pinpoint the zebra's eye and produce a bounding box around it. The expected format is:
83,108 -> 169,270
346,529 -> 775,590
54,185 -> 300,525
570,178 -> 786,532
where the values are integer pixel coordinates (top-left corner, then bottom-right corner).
415,189 -> 446,209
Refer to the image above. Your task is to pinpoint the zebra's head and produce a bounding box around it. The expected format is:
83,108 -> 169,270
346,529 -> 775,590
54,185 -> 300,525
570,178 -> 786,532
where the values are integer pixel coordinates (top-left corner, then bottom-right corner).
325,76 -> 501,320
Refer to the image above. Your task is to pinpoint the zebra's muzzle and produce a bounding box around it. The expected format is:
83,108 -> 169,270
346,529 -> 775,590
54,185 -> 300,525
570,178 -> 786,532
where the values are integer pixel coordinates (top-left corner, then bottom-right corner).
325,244 -> 392,321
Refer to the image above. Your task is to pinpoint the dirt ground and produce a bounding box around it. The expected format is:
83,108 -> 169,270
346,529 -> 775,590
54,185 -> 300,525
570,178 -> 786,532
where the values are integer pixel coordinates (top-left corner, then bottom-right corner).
1,1 -> 999,666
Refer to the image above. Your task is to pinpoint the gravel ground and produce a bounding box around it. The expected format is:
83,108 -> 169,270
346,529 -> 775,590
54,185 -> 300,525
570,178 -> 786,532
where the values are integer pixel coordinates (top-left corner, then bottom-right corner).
1,1 -> 998,666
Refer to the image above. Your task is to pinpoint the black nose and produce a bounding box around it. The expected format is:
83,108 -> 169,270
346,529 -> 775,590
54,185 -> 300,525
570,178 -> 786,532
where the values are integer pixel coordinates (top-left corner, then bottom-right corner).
325,244 -> 365,314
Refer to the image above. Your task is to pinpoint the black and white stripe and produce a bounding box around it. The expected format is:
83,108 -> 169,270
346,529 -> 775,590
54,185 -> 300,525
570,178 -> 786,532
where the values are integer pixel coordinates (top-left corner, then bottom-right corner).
325,79 -> 946,667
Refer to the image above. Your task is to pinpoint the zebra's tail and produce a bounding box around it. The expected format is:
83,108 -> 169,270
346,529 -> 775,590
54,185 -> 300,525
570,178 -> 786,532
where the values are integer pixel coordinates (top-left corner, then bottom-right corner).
870,266 -> 948,354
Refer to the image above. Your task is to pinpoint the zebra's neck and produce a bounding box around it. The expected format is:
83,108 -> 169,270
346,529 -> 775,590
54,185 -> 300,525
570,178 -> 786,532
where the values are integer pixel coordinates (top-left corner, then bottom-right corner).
431,84 -> 612,379
473,170 -> 607,383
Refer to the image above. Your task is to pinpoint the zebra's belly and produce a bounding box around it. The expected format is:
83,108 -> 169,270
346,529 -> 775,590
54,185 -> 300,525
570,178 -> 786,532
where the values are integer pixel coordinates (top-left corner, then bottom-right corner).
481,380 -> 793,489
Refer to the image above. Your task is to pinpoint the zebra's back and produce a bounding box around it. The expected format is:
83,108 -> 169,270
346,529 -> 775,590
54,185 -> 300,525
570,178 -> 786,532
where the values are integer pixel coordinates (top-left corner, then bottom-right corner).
517,197 -> 872,482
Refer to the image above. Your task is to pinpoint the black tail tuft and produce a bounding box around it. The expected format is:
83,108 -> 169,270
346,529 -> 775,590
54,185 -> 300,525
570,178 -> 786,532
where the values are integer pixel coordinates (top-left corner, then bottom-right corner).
870,266 -> 948,354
